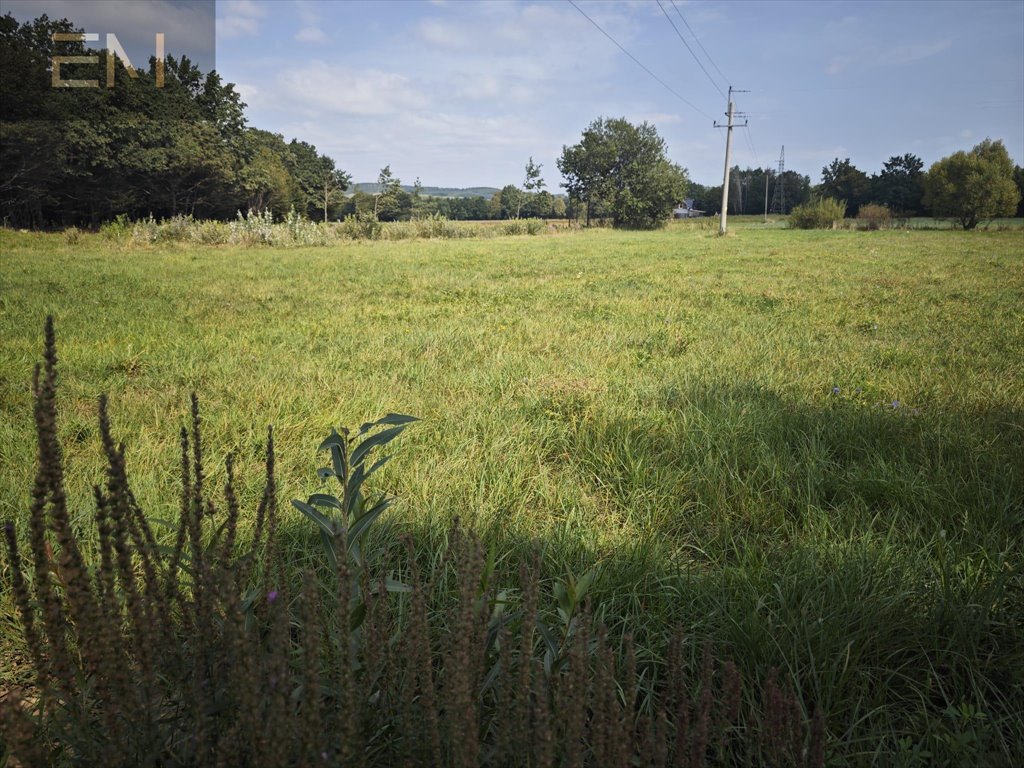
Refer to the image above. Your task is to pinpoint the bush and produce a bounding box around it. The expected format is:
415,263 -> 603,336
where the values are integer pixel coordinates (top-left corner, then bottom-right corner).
1,320 -> 827,767
338,212 -> 383,240
856,204 -> 893,231
788,197 -> 847,229
61,227 -> 82,245
498,217 -> 546,236
229,208 -> 275,245
99,213 -> 132,240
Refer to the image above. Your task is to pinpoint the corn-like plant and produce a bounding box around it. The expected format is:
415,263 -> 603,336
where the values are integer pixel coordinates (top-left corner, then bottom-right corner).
291,414 -> 418,569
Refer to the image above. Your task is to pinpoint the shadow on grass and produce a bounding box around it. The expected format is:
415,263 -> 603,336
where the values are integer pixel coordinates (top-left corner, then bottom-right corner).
281,379 -> 1024,759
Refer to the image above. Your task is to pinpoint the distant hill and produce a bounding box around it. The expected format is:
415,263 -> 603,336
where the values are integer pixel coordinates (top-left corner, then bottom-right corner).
351,183 -> 501,198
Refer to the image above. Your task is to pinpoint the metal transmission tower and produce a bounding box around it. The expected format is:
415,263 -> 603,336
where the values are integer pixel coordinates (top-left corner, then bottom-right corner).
769,146 -> 786,215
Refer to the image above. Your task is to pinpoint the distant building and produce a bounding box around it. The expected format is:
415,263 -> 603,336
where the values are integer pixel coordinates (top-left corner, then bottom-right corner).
673,199 -> 704,218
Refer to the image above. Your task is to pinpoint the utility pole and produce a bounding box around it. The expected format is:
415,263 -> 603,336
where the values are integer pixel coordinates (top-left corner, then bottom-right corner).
715,86 -> 747,235
764,169 -> 770,223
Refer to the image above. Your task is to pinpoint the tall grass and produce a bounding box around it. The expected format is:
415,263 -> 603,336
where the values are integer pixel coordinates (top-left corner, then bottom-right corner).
1,224 -> 1021,765
1,320 -> 825,766
92,210 -> 551,247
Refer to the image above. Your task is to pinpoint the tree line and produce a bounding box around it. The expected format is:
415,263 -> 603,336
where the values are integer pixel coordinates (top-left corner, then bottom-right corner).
341,165 -> 569,223
3,13 -> 1020,230
1,14 -> 348,227
817,146 -> 1022,225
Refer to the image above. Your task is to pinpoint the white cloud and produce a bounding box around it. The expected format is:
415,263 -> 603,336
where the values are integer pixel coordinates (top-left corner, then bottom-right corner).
295,27 -> 327,43
630,112 -> 683,127
250,61 -> 428,117
219,0 -> 266,38
418,20 -> 466,49
826,55 -> 854,76
878,39 -> 952,66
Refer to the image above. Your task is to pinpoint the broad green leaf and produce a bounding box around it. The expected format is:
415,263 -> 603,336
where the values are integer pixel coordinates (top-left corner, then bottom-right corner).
576,569 -> 597,602
536,619 -> 558,658
350,424 -> 407,468
358,413 -> 419,436
329,444 -> 346,483
319,528 -> 337,569
308,493 -> 343,511
481,658 -> 502,694
292,498 -> 336,537
349,600 -> 366,631
317,428 -> 345,452
345,462 -> 368,515
348,497 -> 393,545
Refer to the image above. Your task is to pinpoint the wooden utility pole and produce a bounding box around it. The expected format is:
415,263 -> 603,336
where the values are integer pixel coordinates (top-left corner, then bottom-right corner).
715,86 -> 747,235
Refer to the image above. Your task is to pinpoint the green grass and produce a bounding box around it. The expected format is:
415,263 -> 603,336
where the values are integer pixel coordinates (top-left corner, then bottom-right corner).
2,221 -> 1022,764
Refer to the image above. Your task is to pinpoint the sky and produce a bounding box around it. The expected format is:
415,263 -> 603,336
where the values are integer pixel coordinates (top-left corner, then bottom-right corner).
6,0 -> 1024,188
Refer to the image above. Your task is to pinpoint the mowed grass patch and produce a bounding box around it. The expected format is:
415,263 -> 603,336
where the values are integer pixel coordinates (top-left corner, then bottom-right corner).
2,223 -> 1022,762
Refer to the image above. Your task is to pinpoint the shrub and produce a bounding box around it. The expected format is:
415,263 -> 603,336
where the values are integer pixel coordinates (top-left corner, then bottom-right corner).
229,208 -> 275,245
787,197 -> 847,229
189,219 -> 231,245
338,212 -> 383,240
99,213 -> 132,240
1,320 -> 828,767
130,214 -> 160,244
61,227 -> 82,245
856,204 -> 893,231
498,217 -> 546,236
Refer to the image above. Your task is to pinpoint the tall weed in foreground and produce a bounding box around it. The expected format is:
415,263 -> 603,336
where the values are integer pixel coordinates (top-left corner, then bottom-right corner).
1,320 -> 826,767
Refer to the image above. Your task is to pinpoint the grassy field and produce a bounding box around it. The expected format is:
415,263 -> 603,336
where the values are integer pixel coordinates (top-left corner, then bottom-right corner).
2,221 -> 1022,764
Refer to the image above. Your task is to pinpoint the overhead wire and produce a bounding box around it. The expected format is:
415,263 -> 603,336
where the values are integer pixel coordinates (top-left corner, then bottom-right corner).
567,0 -> 715,121
742,124 -> 760,168
655,0 -> 725,100
670,0 -> 730,90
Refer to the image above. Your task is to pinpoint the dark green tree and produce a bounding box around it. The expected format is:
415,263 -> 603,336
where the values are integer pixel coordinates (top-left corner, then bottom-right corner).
1013,165 -> 1024,217
873,154 -> 924,216
819,158 -> 869,216
0,12 -> 348,226
287,139 -> 349,221
496,184 -> 522,220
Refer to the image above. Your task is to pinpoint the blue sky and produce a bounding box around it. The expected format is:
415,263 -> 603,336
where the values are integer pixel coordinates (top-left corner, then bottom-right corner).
7,0 -> 1024,188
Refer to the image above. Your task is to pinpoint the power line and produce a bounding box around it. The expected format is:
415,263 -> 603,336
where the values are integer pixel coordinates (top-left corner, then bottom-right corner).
670,0 -> 730,89
655,0 -> 724,99
567,0 -> 714,121
742,124 -> 760,168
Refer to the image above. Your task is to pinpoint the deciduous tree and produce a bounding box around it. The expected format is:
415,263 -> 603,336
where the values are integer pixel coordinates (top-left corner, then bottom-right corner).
923,139 -> 1020,230
557,117 -> 687,229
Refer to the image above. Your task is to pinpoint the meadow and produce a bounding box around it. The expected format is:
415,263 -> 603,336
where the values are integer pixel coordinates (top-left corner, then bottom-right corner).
1,220 -> 1022,765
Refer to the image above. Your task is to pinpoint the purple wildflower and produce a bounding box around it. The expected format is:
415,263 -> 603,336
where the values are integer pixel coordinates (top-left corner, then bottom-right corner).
891,400 -> 900,409
267,589 -> 279,603
831,386 -> 841,395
